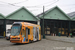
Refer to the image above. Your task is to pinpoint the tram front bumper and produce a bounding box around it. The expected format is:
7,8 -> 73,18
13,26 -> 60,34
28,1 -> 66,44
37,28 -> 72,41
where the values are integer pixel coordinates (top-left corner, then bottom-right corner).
10,39 -> 22,43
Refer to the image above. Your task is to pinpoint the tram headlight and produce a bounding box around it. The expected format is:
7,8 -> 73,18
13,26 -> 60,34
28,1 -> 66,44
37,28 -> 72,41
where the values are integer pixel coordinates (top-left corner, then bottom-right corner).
10,36 -> 12,37
18,36 -> 20,38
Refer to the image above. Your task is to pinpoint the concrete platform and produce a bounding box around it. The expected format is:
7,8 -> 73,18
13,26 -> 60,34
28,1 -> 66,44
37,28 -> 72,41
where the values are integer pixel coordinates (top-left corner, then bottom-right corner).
46,36 -> 75,43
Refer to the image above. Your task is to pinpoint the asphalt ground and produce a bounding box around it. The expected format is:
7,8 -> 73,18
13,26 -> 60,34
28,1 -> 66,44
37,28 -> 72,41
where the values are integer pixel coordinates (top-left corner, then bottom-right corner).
46,36 -> 75,43
0,38 -> 75,50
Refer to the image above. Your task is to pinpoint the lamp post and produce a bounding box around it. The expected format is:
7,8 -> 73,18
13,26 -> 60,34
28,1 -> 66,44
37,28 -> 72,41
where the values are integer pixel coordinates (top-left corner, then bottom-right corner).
43,6 -> 45,39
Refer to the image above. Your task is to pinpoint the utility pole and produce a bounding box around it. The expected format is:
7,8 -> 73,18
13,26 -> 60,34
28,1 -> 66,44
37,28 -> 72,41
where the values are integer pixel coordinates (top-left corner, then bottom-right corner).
43,6 -> 45,39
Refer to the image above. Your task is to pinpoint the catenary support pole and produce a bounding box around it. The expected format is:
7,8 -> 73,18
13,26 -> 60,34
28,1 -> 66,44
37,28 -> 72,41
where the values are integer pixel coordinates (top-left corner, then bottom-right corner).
43,6 -> 45,39
69,21 -> 71,36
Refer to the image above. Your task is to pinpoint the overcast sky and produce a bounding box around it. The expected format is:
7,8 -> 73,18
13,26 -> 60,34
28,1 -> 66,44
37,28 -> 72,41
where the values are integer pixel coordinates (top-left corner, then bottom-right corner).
0,0 -> 75,16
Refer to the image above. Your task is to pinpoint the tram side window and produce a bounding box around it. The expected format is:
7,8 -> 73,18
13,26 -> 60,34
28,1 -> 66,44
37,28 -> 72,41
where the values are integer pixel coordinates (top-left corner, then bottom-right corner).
28,29 -> 30,35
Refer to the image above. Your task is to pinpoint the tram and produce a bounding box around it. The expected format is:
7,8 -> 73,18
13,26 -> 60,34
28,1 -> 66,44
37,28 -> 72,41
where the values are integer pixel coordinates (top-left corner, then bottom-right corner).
10,22 -> 41,43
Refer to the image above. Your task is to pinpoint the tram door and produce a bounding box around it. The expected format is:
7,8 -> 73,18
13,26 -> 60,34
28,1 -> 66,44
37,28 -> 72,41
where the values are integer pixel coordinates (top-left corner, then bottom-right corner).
22,27 -> 29,42
33,27 -> 37,41
26,28 -> 29,42
37,28 -> 39,40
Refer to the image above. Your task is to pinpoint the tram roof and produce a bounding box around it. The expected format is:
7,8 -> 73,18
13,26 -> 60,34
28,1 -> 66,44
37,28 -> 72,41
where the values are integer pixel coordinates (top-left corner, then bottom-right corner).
14,22 -> 40,27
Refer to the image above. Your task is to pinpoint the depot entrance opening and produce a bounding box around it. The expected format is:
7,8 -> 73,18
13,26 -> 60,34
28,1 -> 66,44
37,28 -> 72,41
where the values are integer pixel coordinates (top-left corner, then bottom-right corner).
0,20 -> 4,36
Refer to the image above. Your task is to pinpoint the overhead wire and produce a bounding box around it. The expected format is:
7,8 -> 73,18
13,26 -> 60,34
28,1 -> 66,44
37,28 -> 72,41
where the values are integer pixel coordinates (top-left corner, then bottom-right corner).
21,0 -> 57,8
29,0 -> 55,7
0,0 -> 57,8
0,0 -> 75,8
0,0 -> 75,12
13,0 -> 28,4
0,0 -> 28,7
45,0 -> 59,7
21,0 -> 59,8
0,0 -> 59,13
0,0 -> 57,11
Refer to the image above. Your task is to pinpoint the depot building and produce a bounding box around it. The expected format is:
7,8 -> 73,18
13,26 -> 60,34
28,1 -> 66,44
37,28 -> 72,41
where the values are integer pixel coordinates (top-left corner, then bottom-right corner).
0,7 -> 39,36
0,6 -> 75,36
38,6 -> 75,36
